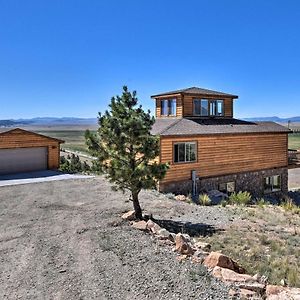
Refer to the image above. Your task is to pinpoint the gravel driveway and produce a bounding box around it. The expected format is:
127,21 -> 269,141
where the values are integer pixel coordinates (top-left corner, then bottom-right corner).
0,177 -> 233,300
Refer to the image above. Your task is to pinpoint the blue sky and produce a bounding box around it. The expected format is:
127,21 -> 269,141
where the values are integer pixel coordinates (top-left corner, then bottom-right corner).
0,0 -> 299,119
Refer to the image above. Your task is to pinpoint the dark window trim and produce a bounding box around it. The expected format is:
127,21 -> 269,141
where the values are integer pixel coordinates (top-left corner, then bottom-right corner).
173,141 -> 198,164
219,181 -> 236,193
264,175 -> 282,194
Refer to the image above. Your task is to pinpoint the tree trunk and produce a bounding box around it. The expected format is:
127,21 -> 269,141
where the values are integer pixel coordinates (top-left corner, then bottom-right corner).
132,192 -> 143,220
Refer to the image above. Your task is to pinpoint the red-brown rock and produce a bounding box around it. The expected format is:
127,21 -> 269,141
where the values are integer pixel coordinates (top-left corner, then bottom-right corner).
131,220 -> 147,231
121,210 -> 135,221
203,251 -> 246,273
175,233 -> 194,255
266,285 -> 300,300
212,266 -> 265,294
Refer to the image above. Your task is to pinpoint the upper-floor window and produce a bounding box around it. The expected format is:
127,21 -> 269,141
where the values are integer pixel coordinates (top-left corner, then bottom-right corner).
161,99 -> 176,116
194,99 -> 209,116
264,175 -> 281,193
174,142 -> 197,163
193,99 -> 224,116
210,100 -> 224,116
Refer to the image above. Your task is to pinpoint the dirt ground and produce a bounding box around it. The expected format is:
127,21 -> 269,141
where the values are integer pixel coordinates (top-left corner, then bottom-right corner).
0,177 -> 232,300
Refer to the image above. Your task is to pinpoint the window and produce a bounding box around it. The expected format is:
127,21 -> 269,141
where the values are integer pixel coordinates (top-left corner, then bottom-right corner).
161,99 -> 176,116
174,142 -> 196,163
264,175 -> 281,193
194,99 -> 209,116
210,100 -> 224,116
219,181 -> 236,193
193,99 -> 224,116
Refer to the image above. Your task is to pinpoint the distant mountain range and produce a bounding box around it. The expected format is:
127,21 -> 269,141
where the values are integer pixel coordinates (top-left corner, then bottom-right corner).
0,117 -> 98,127
243,116 -> 300,123
0,116 -> 299,127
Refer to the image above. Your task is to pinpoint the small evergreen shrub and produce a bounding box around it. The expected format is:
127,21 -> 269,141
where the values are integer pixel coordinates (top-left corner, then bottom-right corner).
199,194 -> 212,206
229,191 -> 252,205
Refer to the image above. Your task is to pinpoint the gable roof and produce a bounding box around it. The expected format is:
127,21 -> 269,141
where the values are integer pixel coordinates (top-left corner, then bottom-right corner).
151,118 -> 290,136
0,128 -> 64,143
151,87 -> 238,99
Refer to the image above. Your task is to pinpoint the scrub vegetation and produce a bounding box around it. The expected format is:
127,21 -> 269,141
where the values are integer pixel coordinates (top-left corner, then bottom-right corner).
202,202 -> 300,287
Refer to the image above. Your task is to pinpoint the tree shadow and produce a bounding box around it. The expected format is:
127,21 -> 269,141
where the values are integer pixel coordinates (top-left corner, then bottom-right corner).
151,217 -> 224,237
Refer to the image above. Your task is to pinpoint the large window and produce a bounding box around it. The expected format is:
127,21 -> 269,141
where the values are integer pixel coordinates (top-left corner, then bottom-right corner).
264,175 -> 281,193
194,99 -> 209,116
161,99 -> 176,116
193,99 -> 224,116
174,142 -> 197,163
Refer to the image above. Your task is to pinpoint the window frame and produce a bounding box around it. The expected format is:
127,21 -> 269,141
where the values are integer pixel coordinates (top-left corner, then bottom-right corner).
218,181 -> 236,193
160,98 -> 177,116
173,141 -> 197,164
264,175 -> 281,193
193,98 -> 224,117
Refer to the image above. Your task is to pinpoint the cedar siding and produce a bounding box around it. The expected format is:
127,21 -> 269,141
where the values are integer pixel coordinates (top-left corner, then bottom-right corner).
159,133 -> 288,184
0,128 -> 63,169
155,95 -> 233,118
182,95 -> 233,118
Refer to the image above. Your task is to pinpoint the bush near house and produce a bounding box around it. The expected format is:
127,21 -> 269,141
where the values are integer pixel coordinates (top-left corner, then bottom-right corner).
59,154 -> 90,173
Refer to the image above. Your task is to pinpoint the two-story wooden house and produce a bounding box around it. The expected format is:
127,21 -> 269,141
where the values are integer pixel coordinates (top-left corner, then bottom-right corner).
151,87 -> 290,197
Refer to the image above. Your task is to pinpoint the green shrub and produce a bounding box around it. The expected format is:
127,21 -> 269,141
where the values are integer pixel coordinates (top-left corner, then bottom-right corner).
220,200 -> 227,207
229,191 -> 252,206
257,198 -> 268,208
59,154 -> 91,173
199,194 -> 211,206
281,198 -> 300,214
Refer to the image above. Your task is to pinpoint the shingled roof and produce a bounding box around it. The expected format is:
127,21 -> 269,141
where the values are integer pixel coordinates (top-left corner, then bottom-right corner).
151,87 -> 238,99
151,118 -> 290,136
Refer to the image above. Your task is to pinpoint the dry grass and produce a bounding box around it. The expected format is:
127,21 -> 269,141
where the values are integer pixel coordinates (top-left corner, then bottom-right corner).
202,205 -> 300,287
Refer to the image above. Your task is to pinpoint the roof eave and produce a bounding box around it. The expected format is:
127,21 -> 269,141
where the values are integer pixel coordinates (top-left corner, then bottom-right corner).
151,92 -> 238,99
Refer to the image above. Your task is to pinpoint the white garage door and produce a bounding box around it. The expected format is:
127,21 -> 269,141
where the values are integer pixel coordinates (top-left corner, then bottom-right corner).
0,147 -> 48,175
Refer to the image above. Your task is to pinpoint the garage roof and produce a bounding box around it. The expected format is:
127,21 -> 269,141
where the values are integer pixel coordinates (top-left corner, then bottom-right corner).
0,128 -> 64,143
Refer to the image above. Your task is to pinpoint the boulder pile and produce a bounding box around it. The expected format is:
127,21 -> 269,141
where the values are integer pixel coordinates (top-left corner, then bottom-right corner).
122,211 -> 300,300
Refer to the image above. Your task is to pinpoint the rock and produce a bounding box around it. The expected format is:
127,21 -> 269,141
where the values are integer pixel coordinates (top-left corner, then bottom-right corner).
131,220 -> 147,231
157,228 -> 172,240
280,279 -> 287,287
194,241 -> 211,251
169,233 -> 176,243
266,285 -> 300,300
121,210 -> 135,221
182,234 -> 191,242
193,249 -> 209,262
252,273 -> 260,282
212,267 -> 265,294
146,220 -> 161,234
192,256 -> 205,264
204,252 -> 246,273
174,195 -> 186,201
175,233 -> 194,255
157,239 -> 174,247
240,288 -> 260,299
176,254 -> 188,262
228,288 -> 239,298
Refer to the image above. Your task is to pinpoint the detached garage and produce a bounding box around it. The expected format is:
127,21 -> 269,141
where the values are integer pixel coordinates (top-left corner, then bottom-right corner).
0,128 -> 64,175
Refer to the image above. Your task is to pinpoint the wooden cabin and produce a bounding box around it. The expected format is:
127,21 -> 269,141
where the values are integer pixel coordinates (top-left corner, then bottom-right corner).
151,87 -> 290,197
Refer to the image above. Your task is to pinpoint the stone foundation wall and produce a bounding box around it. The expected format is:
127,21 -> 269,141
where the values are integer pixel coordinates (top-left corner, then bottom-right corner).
159,167 -> 288,198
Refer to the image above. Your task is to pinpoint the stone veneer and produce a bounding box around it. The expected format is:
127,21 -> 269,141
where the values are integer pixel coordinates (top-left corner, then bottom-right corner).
159,167 -> 288,198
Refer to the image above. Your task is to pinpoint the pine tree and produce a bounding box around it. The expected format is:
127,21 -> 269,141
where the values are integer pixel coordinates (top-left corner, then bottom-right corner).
85,86 -> 169,219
